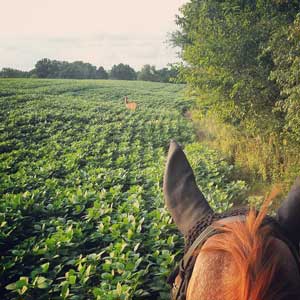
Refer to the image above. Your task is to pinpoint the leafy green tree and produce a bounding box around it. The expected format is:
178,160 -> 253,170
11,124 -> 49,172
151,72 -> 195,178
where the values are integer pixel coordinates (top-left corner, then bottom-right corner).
138,65 -> 160,82
34,59 -> 101,79
110,63 -> 137,80
35,58 -> 64,78
269,13 -> 300,143
34,58 -> 52,78
171,0 -> 300,127
157,64 -> 182,83
137,64 -> 181,83
96,66 -> 108,79
170,0 -> 300,185
0,68 -> 30,78
59,61 -> 97,79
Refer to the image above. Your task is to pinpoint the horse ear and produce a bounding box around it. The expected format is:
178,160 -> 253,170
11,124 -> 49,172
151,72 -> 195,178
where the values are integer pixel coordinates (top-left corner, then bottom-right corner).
163,140 -> 213,236
277,178 -> 300,246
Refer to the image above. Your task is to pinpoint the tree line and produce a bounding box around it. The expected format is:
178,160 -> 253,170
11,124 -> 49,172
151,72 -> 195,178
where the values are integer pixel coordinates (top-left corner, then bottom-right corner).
172,0 -> 300,190
0,58 -> 181,83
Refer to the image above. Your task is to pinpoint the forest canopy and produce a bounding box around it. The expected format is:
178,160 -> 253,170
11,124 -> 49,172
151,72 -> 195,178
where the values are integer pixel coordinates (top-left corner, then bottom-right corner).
172,0 -> 300,187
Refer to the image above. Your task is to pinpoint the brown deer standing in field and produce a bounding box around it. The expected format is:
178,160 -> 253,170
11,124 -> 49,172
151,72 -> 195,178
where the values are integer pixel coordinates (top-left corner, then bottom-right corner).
124,96 -> 137,111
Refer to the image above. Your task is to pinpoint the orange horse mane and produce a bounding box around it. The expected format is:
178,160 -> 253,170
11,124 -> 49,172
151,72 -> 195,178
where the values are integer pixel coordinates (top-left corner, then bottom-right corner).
201,189 -> 299,300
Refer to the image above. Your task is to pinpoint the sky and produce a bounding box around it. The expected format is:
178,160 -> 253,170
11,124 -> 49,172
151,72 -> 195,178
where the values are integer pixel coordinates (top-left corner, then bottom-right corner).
0,0 -> 187,71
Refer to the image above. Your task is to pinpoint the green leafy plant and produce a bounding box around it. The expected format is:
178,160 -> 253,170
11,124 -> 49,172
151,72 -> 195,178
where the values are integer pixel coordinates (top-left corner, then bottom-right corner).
0,79 -> 245,299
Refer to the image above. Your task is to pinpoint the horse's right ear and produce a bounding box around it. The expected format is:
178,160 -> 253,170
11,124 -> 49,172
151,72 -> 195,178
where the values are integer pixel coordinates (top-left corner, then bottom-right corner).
163,140 -> 213,236
277,178 -> 300,246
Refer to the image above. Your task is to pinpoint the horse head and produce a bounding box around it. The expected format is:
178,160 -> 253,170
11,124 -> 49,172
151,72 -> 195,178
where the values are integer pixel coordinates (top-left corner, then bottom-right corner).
164,140 -> 300,300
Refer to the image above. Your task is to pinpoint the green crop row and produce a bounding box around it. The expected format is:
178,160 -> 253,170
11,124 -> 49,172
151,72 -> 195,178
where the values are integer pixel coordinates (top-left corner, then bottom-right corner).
0,79 -> 247,299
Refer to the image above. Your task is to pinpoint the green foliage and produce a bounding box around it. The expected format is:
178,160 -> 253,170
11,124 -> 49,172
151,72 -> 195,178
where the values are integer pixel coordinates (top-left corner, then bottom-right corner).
96,67 -> 108,80
110,64 -> 137,80
269,13 -> 300,143
172,0 -> 300,189
191,110 -> 289,184
185,143 -> 247,212
0,79 -> 246,299
0,68 -> 32,78
35,58 -> 63,78
2,60 -> 180,83
34,58 -> 105,80
59,61 -> 97,79
137,65 -> 160,82
137,64 -> 179,83
172,0 -> 289,112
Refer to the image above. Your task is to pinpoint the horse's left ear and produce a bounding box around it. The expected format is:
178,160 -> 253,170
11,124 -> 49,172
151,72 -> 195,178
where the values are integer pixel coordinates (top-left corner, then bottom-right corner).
163,140 -> 213,236
277,178 -> 300,246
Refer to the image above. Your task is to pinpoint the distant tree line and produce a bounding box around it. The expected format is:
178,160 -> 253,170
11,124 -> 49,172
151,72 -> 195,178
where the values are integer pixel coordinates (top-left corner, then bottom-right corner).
0,68 -> 34,78
0,58 -> 181,83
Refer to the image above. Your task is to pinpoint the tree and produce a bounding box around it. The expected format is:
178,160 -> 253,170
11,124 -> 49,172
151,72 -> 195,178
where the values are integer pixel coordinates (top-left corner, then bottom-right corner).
36,59 -> 72,78
269,14 -> 300,143
33,59 -> 102,79
169,0 -> 300,186
157,64 -> 181,83
34,58 -> 52,78
170,0 -> 300,126
137,64 -> 181,83
59,61 -> 97,79
96,66 -> 108,79
138,65 -> 160,82
0,68 -> 30,78
110,64 -> 136,80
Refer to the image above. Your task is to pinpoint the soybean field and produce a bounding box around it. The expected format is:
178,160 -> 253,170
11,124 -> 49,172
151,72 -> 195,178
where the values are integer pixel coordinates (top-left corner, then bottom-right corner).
0,79 -> 246,299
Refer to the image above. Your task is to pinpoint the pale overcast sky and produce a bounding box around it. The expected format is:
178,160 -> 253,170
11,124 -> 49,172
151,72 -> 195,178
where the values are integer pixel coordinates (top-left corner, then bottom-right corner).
0,0 -> 187,71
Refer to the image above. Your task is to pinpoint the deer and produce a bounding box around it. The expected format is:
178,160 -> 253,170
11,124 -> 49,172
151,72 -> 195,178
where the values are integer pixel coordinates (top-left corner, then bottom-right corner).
124,96 -> 137,111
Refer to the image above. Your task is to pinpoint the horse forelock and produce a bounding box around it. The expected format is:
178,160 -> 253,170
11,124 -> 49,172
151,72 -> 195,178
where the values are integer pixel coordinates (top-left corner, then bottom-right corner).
186,199 -> 300,300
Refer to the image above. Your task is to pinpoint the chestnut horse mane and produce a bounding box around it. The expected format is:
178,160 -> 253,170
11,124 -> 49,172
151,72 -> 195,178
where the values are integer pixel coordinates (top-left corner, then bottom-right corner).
200,189 -> 298,300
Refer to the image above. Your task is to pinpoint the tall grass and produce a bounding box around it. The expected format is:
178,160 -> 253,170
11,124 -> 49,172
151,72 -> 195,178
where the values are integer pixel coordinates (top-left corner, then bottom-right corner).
190,107 -> 300,197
